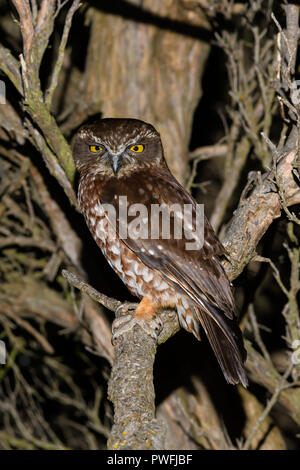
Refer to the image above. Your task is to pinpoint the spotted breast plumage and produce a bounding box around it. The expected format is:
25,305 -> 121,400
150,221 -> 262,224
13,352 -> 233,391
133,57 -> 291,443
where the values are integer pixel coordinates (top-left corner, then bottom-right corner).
73,118 -> 248,386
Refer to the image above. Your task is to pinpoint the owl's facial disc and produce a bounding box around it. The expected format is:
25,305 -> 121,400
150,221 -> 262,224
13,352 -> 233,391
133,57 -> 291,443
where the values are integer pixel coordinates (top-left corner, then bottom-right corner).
108,143 -> 145,174
86,141 -> 134,175
73,118 -> 165,177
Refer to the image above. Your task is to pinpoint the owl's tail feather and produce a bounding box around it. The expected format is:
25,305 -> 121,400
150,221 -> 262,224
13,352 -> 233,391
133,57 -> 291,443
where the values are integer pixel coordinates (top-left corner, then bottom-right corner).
194,304 -> 248,387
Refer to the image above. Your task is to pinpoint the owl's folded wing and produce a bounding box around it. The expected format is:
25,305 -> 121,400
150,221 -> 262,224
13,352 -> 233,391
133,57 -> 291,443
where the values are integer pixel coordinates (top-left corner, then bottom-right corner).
100,169 -> 247,385
101,169 -> 234,316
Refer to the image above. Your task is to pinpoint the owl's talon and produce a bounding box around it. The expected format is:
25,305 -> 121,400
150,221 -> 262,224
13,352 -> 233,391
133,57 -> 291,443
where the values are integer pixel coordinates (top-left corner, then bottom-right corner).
115,302 -> 139,318
112,314 -> 163,343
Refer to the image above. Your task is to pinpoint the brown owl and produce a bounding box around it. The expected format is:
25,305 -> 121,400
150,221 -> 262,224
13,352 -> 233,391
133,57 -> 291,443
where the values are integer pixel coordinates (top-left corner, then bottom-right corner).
73,118 -> 247,386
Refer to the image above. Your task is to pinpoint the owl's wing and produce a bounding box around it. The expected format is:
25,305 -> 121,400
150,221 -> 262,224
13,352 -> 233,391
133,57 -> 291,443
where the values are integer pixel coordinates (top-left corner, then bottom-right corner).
101,170 -> 234,314
100,169 -> 247,385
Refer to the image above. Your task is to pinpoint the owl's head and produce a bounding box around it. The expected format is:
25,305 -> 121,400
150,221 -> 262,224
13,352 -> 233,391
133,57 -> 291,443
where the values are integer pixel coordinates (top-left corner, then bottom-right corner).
73,118 -> 165,177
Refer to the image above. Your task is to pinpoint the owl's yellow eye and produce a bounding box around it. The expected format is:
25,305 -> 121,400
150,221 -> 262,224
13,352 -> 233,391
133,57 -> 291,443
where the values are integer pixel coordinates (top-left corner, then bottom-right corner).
89,145 -> 103,153
130,144 -> 144,153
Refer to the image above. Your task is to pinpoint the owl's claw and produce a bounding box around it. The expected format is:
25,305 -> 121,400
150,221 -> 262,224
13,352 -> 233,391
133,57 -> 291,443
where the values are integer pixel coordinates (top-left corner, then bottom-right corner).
115,302 -> 139,318
112,314 -> 163,343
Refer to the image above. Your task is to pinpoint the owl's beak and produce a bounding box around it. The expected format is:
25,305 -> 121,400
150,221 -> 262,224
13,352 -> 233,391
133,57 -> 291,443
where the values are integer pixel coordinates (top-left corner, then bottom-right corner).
110,154 -> 122,175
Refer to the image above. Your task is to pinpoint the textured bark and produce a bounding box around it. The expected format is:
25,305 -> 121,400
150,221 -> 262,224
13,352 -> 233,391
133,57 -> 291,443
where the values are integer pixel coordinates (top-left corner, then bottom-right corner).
239,387 -> 286,450
222,150 -> 300,280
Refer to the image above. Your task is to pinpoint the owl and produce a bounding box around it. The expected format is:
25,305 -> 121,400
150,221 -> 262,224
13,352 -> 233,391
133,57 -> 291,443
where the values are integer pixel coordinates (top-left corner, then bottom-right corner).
73,118 -> 247,386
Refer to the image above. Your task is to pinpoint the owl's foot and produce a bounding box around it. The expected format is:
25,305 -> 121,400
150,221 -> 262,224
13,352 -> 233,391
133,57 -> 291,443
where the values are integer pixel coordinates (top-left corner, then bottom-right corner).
112,314 -> 163,343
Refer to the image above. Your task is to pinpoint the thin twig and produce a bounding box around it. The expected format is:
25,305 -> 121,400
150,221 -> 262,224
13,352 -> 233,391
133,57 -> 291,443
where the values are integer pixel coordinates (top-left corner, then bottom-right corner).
61,269 -> 121,312
242,363 -> 293,450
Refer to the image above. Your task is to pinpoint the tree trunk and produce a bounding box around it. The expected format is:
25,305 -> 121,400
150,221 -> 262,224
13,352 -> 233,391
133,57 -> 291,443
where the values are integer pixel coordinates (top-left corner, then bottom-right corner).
83,1 -> 210,182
